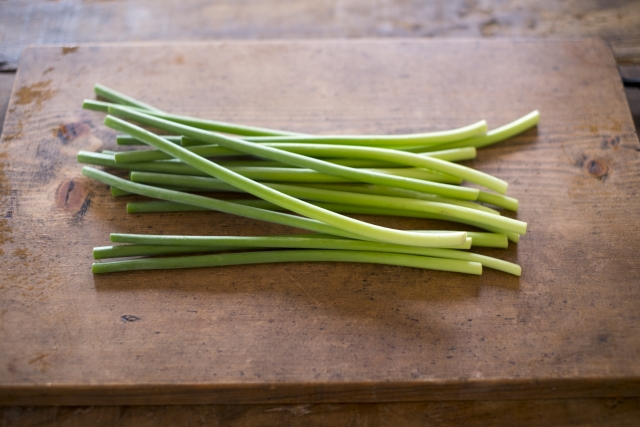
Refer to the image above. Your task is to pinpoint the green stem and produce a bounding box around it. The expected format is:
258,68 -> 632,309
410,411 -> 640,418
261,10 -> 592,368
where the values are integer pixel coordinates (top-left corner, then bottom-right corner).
421,111 -> 540,151
104,116 -> 469,247
117,135 -> 183,145
78,151 -> 462,184
416,147 -> 477,162
87,94 -> 491,146
106,106 -> 479,200
107,235 -> 517,275
139,111 -> 307,136
85,98 -> 305,136
202,158 -> 405,169
83,100 -> 118,113
94,84 -> 163,112
83,167 -> 375,241
477,191 -> 519,211
264,184 -> 524,234
125,171 -> 524,235
115,143 -> 504,193
172,121 -> 488,147
269,144 -> 505,193
112,230 -> 500,250
115,141 -> 474,164
85,165 -> 468,248
283,183 -> 500,215
125,198 -> 520,242
108,232 -> 470,251
93,244 -> 240,259
112,143 -> 412,167
128,172 -> 496,214
91,249 -> 482,275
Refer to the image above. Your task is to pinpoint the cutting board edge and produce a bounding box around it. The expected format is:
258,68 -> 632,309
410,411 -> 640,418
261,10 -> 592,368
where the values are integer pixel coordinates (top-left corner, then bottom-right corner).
2,377 -> 640,405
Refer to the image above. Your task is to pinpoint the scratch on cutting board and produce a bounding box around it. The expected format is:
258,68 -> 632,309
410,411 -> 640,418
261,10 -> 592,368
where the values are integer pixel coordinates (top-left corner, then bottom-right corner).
28,353 -> 49,364
266,405 -> 312,416
280,267 -> 321,307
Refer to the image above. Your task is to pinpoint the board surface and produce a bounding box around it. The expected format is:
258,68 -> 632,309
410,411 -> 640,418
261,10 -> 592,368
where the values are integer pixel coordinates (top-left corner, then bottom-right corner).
0,40 -> 639,404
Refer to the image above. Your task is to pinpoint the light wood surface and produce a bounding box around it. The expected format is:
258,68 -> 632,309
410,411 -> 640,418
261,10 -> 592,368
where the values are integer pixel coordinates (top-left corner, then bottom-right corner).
1,40 -> 639,406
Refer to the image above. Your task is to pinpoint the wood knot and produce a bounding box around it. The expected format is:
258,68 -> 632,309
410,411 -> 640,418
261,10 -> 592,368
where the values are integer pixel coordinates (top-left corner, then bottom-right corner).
54,122 -> 91,143
61,46 -> 79,55
601,136 -> 621,149
585,158 -> 608,180
56,179 -> 88,210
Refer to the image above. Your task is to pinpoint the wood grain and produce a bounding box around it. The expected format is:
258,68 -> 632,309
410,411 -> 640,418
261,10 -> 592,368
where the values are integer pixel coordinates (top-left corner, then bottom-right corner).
2,0 -> 640,70
0,74 -> 15,133
2,398 -> 640,427
621,66 -> 640,131
1,40 -> 639,405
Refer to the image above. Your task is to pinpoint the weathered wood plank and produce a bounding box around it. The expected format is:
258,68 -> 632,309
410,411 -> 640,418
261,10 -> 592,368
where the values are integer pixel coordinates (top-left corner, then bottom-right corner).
1,40 -> 639,404
2,0 -> 640,70
2,398 -> 640,427
0,74 -> 16,132
620,66 -> 640,130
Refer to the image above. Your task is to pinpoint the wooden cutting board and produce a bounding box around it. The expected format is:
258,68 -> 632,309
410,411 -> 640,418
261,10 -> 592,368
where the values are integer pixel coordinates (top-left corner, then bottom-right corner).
1,40 -> 639,405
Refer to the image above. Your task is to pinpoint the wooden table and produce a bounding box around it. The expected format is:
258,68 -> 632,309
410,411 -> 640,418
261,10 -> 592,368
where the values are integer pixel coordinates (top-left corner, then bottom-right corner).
1,39 -> 640,424
2,1 -> 640,425
1,1 -> 640,133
